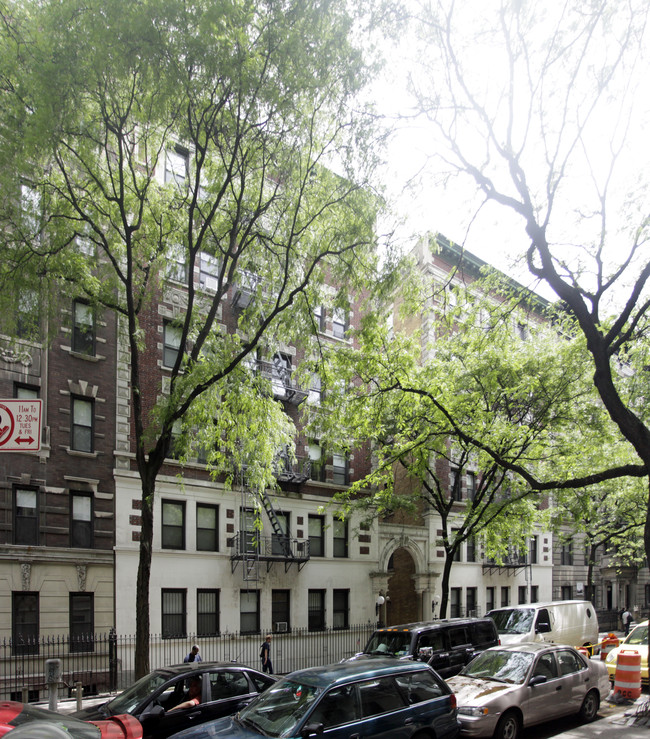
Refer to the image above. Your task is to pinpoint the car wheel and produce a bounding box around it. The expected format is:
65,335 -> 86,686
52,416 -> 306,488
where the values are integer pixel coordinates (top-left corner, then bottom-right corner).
494,710 -> 521,739
578,690 -> 599,722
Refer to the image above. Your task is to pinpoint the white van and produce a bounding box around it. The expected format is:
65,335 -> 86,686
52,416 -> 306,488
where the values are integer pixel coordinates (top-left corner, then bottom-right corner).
486,600 -> 599,651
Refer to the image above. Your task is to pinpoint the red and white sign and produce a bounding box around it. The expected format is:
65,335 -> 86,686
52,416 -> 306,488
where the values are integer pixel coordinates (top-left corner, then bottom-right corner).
0,399 -> 42,452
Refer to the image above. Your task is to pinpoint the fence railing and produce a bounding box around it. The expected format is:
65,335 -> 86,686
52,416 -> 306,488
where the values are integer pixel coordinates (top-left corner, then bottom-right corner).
0,623 -> 376,703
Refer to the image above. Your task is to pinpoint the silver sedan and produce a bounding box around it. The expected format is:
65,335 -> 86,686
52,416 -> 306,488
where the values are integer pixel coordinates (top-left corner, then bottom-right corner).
447,642 -> 610,739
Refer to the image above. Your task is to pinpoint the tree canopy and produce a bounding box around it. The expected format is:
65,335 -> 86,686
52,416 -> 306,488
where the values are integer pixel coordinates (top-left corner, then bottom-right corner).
406,0 -> 650,567
0,0 -> 386,675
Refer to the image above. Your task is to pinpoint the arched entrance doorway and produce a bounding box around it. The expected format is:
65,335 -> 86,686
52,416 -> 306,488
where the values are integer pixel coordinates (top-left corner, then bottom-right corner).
386,548 -> 418,625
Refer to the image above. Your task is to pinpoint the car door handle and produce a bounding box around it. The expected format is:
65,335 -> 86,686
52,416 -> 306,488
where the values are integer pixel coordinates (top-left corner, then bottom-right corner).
405,718 -> 414,725
556,686 -> 562,691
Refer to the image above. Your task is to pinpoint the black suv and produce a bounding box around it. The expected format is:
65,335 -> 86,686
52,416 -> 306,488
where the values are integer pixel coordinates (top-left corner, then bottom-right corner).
350,618 -> 499,678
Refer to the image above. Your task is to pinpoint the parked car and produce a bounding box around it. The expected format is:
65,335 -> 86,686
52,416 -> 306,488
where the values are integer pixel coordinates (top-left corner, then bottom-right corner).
606,620 -> 649,683
73,662 -> 277,739
447,643 -> 610,739
0,700 -> 143,738
486,600 -> 598,653
167,658 -> 460,739
347,618 -> 500,678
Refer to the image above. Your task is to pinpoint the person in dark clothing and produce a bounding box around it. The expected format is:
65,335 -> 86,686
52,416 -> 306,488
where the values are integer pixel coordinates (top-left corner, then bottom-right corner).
260,635 -> 273,674
184,644 -> 202,663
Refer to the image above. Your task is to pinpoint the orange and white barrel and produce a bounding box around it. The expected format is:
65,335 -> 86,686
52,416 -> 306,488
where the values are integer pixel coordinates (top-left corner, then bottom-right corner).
613,649 -> 642,700
601,633 -> 620,661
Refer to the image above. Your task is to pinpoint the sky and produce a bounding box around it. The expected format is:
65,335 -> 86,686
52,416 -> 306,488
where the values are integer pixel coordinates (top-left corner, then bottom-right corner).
369,0 -> 650,301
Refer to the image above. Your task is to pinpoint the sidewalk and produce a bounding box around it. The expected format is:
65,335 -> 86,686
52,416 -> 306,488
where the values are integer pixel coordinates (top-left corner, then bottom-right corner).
560,696 -> 650,737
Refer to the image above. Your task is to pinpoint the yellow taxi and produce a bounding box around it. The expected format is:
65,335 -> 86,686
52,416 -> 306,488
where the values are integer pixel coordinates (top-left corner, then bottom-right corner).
605,620 -> 649,683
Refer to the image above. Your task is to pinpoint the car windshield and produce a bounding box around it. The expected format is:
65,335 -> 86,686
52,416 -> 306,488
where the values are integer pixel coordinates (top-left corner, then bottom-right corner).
488,608 -> 534,635
626,624 -> 649,646
105,670 -> 170,714
237,678 -> 321,738
460,650 -> 534,684
363,632 -> 411,656
11,705 -> 100,738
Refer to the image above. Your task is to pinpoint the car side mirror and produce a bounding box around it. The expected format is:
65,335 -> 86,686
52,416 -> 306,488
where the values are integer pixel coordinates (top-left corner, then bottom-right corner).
301,722 -> 324,737
142,704 -> 165,721
529,675 -> 547,687
536,622 -> 551,634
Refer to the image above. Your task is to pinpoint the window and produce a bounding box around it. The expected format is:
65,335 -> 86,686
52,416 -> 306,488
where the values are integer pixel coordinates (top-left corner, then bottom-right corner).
529,536 -> 538,564
308,515 -> 324,557
486,587 -> 495,612
71,493 -> 93,548
450,587 -> 461,617
162,589 -> 186,638
332,307 -> 348,339
359,677 -> 405,718
162,500 -> 185,550
500,586 -> 510,607
307,373 -> 322,405
163,320 -> 182,368
271,353 -> 291,397
313,305 -> 325,332
518,586 -> 527,604
561,585 -> 573,600
168,245 -> 188,283
12,592 -> 38,655
165,145 -> 189,186
466,587 -> 477,616
271,512 -> 290,556
197,504 -> 218,552
308,589 -> 325,631
333,589 -> 349,629
308,442 -> 326,482
272,590 -> 290,633
199,252 -> 219,291
531,586 -> 539,603
332,452 -> 348,485
15,384 -> 39,400
333,519 -> 348,558
70,593 -> 94,653
561,540 -> 573,565
467,472 -> 476,501
466,536 -> 476,563
14,488 -> 38,545
240,590 -> 260,634
197,589 -> 219,636
72,300 -> 95,355
451,467 -> 462,501
240,508 -> 259,554
71,397 -> 93,452
16,289 -> 39,339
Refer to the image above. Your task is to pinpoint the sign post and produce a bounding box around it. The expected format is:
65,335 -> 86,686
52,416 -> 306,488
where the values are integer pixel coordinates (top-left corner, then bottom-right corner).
0,399 -> 42,452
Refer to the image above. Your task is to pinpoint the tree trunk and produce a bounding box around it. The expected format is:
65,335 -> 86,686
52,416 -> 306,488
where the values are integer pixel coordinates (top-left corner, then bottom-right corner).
135,475 -> 155,679
439,553 -> 454,619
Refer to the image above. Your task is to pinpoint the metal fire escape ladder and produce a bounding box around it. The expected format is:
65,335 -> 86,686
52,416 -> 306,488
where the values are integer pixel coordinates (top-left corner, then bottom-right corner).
236,468 -> 260,583
261,491 -> 292,559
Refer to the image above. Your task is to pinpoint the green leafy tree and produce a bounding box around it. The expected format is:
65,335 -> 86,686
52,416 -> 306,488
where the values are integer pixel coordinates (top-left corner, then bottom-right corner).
0,0 -> 384,675
410,0 -> 650,568
311,253 -> 616,616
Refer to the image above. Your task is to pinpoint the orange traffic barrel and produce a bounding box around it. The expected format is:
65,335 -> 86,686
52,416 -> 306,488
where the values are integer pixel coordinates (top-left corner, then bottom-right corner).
613,649 -> 642,700
601,632 -> 620,661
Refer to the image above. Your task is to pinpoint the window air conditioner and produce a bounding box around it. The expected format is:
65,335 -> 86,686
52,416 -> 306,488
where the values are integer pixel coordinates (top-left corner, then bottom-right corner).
275,621 -> 288,633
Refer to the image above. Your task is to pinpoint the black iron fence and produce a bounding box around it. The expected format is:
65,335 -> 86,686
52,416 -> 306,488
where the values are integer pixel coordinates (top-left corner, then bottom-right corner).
0,623 -> 376,703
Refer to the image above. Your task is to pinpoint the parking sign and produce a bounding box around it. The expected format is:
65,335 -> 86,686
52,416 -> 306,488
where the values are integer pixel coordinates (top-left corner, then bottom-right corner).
0,399 -> 42,452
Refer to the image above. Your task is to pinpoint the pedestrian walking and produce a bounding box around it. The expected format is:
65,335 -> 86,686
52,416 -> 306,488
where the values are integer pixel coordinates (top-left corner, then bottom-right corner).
184,644 -> 202,663
622,608 -> 632,636
260,634 -> 273,674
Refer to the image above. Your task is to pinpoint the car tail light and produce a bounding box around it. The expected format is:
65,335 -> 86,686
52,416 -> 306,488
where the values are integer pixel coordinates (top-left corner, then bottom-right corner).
449,693 -> 457,710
